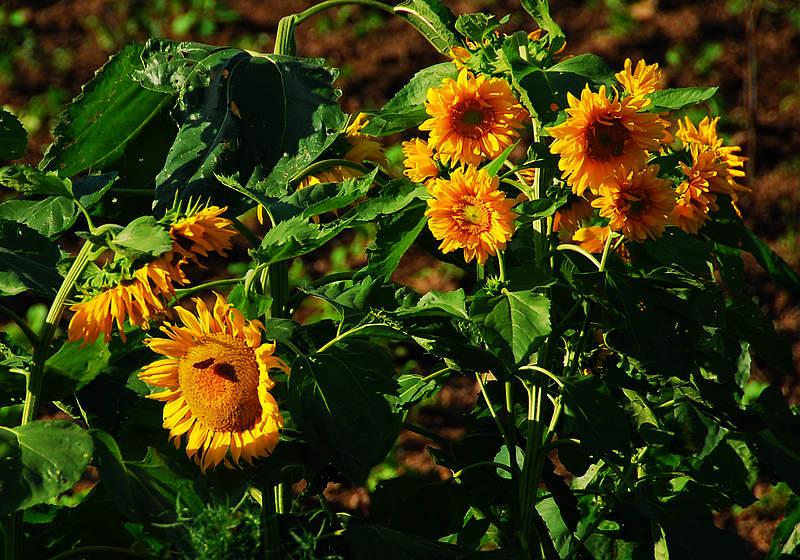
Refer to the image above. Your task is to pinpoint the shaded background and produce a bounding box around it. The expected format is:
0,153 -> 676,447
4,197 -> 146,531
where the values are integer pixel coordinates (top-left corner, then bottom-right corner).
1,0 -> 799,556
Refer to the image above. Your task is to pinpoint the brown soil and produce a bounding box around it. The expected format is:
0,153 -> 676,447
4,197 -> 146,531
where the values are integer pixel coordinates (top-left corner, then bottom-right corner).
2,0 -> 799,555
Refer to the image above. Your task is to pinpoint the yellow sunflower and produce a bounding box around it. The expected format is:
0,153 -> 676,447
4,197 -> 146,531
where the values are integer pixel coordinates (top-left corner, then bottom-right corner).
553,194 -> 595,234
402,138 -> 439,184
68,205 -> 238,345
425,165 -> 518,265
668,151 -> 725,234
419,69 -> 528,167
676,116 -> 747,198
170,205 -> 238,263
139,293 -> 288,471
68,256 -> 187,344
592,165 -> 674,242
615,58 -> 662,105
547,85 -> 669,197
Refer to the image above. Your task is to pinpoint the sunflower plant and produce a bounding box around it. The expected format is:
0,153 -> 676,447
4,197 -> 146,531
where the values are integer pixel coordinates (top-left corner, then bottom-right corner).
2,1 -> 800,559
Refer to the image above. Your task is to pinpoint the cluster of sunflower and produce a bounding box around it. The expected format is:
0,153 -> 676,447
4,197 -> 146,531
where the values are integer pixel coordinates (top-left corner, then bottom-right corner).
549,58 -> 747,250
68,204 -> 289,470
402,68 -> 528,264
402,52 -> 746,265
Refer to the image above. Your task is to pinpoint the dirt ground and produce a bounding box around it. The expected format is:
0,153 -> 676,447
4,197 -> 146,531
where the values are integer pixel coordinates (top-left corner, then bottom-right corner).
2,0 -> 799,556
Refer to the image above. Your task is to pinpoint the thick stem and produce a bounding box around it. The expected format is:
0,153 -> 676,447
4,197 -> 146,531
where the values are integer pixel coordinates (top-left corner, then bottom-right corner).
262,483 -> 281,560
294,0 -> 397,25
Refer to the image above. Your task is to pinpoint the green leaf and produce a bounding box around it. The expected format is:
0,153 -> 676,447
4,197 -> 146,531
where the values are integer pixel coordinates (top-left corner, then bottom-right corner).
561,376 -> 631,456
455,13 -> 498,43
0,196 -> 77,238
343,524 -> 485,560
0,107 -> 26,160
470,290 -> 551,365
71,172 -> 117,209
251,214 -> 355,267
767,496 -> 800,559
361,63 -> 458,136
415,289 -> 469,319
355,202 -> 428,281
512,195 -> 569,225
394,0 -> 459,55
289,169 -> 377,221
0,420 -> 93,514
519,0 -> 565,52
288,340 -> 402,484
348,178 -> 427,222
251,55 -> 345,198
645,87 -> 718,112
397,374 -> 440,408
0,220 -> 62,297
108,215 -> 172,260
0,166 -> 72,198
227,283 -> 272,321
549,53 -> 615,85
481,142 -> 518,178
132,39 -> 229,94
40,43 -> 174,177
46,337 -> 111,392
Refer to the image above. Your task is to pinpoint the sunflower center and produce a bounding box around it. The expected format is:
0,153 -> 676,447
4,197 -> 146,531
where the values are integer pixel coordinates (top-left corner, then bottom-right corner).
452,100 -> 492,138
586,119 -> 629,160
178,334 -> 262,432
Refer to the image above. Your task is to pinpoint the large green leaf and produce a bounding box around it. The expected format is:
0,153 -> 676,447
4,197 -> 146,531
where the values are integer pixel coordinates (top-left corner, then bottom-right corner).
108,215 -> 173,260
360,63 -> 458,136
287,340 -> 402,484
0,420 -> 94,514
40,43 -> 173,177
250,214 -> 354,267
561,376 -> 631,457
46,338 -> 112,392
0,196 -> 77,238
0,220 -> 62,297
0,107 -> 26,160
394,0 -> 459,55
355,202 -> 428,281
645,87 -> 718,112
470,289 -> 551,365
519,0 -> 565,51
250,55 -> 345,197
0,165 -> 72,198
347,178 -> 427,222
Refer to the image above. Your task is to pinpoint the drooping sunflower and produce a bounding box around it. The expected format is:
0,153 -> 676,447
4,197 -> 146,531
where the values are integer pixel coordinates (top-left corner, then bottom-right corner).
139,293 -> 288,471
68,256 -> 187,344
615,58 -> 662,104
68,205 -> 238,345
402,138 -> 439,184
668,150 -> 725,234
547,85 -> 669,196
419,69 -> 528,167
592,165 -> 674,242
425,165 -> 518,265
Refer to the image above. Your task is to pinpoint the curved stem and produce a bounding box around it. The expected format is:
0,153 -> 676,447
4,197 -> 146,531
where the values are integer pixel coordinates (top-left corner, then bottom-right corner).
0,302 -> 39,347
518,364 -> 564,388
316,323 -> 383,353
402,422 -> 452,447
451,461 -> 513,480
22,240 -> 94,426
556,243 -> 602,270
173,277 -> 241,299
496,249 -> 507,283
289,159 -> 371,186
475,372 -> 511,450
598,231 -> 617,272
295,0 -> 397,24
422,366 -> 454,383
231,216 -> 261,248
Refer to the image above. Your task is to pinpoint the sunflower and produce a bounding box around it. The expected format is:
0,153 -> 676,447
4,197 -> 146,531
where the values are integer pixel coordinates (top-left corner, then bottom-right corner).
402,138 -> 439,184
668,150 -> 725,234
592,165 -> 674,242
139,293 -> 288,471
419,69 -> 528,167
68,205 -> 238,345
675,116 -> 747,198
170,205 -> 238,263
425,165 -> 518,265
615,58 -> 662,105
553,194 -> 595,234
547,85 -> 669,196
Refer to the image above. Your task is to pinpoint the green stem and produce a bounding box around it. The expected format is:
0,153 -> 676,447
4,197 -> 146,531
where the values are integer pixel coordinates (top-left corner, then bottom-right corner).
262,483 -> 281,560
451,461 -> 513,480
0,302 -> 38,347
475,372 -> 511,452
402,422 -> 452,447
295,0 -> 397,24
422,366 -> 454,383
45,547 -> 158,560
555,243 -> 602,270
598,231 -> 617,272
231,216 -> 261,248
497,249 -> 507,283
269,261 -> 290,318
288,159 -> 372,186
22,241 -> 94,426
316,323 -> 382,353
173,277 -> 241,299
